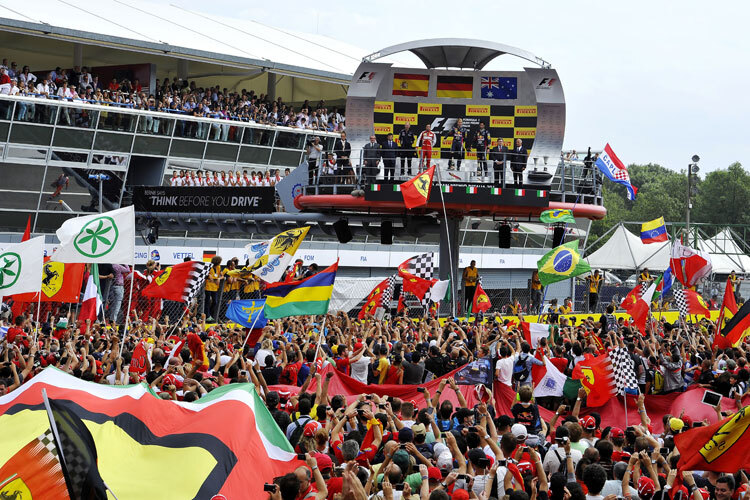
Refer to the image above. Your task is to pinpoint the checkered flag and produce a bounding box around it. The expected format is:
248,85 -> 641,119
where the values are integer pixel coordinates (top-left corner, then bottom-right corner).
381,275 -> 396,308
38,429 -> 60,458
610,347 -> 639,396
185,262 -> 211,305
673,288 -> 688,317
398,253 -> 435,311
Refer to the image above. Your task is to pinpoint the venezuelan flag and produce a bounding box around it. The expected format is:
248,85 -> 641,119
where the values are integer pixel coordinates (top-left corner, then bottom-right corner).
263,261 -> 338,319
640,217 -> 668,244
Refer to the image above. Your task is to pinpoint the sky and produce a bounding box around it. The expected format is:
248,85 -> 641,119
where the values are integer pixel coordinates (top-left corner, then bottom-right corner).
170,0 -> 748,175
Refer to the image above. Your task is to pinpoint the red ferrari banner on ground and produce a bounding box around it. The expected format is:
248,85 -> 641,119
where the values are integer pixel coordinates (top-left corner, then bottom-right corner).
676,406 -> 750,473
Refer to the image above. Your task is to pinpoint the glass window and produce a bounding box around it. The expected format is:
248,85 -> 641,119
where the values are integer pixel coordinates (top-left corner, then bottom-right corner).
14,101 -> 57,125
56,106 -> 98,129
206,122 -> 242,143
97,111 -> 137,132
51,151 -> 88,163
238,146 -> 271,165
133,136 -> 169,156
173,118 -> 207,139
270,149 -> 302,167
243,127 -> 274,146
274,131 -> 306,149
93,132 -> 133,152
170,139 -> 206,159
52,128 -> 94,149
205,143 -> 239,162
9,124 -> 53,146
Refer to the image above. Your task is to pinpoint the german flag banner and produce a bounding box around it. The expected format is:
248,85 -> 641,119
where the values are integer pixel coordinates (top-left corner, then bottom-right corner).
392,73 -> 429,97
0,367 -> 300,499
436,75 -> 473,98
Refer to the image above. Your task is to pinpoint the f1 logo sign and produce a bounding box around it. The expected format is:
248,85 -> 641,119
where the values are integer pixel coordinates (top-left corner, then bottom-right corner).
358,71 -> 377,81
537,78 -> 556,88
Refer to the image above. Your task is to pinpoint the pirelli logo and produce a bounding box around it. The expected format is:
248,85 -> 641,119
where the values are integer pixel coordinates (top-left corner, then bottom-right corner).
490,116 -> 514,128
514,128 -> 536,138
374,123 -> 393,135
418,103 -> 442,114
441,136 -> 454,148
394,113 -> 418,125
491,138 -> 510,148
465,105 -> 490,116
374,101 -> 394,113
514,105 -> 537,117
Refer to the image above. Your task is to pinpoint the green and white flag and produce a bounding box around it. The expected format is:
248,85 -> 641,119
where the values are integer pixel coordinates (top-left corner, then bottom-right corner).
52,206 -> 135,264
429,279 -> 450,303
0,236 -> 44,297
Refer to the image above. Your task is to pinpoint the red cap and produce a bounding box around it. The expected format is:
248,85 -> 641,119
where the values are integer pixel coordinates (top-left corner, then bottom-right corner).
314,452 -> 333,471
452,490 -> 470,500
638,477 -> 656,497
579,415 -> 596,430
427,467 -> 442,482
609,427 -> 624,439
303,421 -> 318,437
354,342 -> 363,351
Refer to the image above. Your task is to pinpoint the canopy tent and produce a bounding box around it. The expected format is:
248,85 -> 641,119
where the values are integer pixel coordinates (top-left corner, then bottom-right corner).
584,224 -> 670,271
697,228 -> 750,273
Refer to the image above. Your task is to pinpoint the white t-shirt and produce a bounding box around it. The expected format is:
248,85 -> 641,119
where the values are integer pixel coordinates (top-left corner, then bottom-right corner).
254,348 -> 275,367
350,356 -> 371,383
495,357 -> 514,386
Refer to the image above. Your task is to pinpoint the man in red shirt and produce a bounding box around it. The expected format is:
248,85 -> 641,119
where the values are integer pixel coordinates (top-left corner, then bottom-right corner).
550,346 -> 569,375
5,315 -> 25,344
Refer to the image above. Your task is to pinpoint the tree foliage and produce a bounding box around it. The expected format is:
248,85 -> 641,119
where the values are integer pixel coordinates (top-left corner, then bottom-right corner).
592,162 -> 750,245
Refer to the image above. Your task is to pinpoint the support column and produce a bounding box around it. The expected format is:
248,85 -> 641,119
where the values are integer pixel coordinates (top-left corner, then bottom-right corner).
439,216 -> 461,317
266,72 -> 277,102
73,44 -> 83,68
177,59 -> 189,82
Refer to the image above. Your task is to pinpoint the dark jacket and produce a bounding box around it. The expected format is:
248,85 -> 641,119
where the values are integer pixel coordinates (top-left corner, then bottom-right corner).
363,141 -> 381,162
490,145 -> 508,165
511,146 -> 528,170
333,139 -> 351,165
381,139 -> 398,159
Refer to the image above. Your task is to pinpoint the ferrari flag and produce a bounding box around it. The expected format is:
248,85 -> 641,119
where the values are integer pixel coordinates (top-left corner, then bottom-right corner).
9,260 -> 85,303
675,406 -> 750,473
0,367 -> 300,499
141,260 -> 204,302
471,283 -> 491,313
400,165 -> 435,209
571,354 -> 616,407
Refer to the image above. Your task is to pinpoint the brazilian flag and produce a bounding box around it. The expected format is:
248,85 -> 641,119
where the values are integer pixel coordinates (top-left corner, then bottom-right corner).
539,209 -> 576,224
537,240 -> 591,286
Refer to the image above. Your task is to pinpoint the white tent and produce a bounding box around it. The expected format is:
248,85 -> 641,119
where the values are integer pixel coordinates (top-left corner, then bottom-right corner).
698,229 -> 750,273
584,224 -> 670,271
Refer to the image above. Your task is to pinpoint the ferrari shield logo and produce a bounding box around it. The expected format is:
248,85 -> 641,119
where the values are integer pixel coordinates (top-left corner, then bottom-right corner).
700,407 -> 750,463
155,266 -> 172,286
477,294 -> 489,304
415,173 -> 430,198
0,476 -> 32,499
41,262 -> 65,298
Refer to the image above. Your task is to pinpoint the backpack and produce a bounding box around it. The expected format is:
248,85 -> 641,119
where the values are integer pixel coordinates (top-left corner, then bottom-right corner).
652,369 -> 664,394
605,314 -> 618,334
512,354 -> 530,382
288,416 -> 311,448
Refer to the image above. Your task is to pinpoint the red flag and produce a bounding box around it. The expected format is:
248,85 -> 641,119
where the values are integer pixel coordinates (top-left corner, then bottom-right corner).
141,261 -> 202,302
187,332 -> 209,368
715,277 -> 740,348
398,270 -> 435,300
21,215 -> 31,242
471,283 -> 491,313
675,406 -> 750,473
358,277 -> 392,320
629,283 -> 656,335
130,341 -> 151,374
571,354 -> 616,407
397,295 -> 405,313
400,165 -> 434,209
670,240 -> 712,287
11,260 -> 85,304
679,288 -> 711,317
620,284 -> 643,311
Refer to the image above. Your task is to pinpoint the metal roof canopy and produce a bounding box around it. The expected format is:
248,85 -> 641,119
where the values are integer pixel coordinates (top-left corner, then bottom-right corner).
363,38 -> 550,69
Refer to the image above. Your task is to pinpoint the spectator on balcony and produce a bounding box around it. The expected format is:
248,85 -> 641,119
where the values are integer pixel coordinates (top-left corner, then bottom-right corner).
108,78 -> 119,92
307,136 -> 323,184
381,133 -> 398,181
333,131 -> 352,184
169,171 -> 181,187
18,66 -> 36,86
362,135 -> 381,184
7,62 -> 17,79
9,78 -> 19,97
0,69 -> 11,95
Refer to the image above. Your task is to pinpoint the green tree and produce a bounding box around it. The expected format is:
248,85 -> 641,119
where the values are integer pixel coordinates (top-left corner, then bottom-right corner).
692,162 -> 750,228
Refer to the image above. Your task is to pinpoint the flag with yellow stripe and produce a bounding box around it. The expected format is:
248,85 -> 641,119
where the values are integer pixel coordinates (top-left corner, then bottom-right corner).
263,261 -> 338,319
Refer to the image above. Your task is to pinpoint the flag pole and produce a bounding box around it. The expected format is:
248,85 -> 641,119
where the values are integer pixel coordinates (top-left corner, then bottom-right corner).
239,307 -> 264,353
623,390 -> 628,429
32,290 -> 42,346
118,266 -> 137,357
312,315 -> 327,363
434,167 -> 457,318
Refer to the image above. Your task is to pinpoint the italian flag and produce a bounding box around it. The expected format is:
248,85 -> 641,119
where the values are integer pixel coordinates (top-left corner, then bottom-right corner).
0,367 -> 300,498
536,190 -> 547,197
442,185 -> 453,193
521,321 -> 550,347
79,263 -> 102,323
466,186 -> 478,194
514,189 -> 525,196
392,185 -> 401,192
492,188 -> 502,195
370,184 -> 381,191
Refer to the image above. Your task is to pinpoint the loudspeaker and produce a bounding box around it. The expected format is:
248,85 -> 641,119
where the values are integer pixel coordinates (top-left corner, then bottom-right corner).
333,219 -> 352,243
498,224 -> 511,248
381,220 -> 393,245
553,226 -> 565,247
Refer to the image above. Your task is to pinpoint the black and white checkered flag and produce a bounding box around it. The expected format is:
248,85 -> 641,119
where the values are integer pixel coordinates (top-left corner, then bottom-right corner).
610,347 -> 639,396
185,262 -> 211,304
381,275 -> 396,308
673,288 -> 688,317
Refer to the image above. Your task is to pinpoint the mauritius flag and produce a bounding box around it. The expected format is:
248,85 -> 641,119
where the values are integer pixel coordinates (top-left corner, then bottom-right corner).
536,240 -> 591,286
0,367 -> 300,499
264,261 -> 338,319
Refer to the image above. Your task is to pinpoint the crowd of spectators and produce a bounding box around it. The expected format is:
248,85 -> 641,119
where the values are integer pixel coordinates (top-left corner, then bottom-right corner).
169,168 -> 289,187
1,253 -> 748,500
0,58 -> 345,131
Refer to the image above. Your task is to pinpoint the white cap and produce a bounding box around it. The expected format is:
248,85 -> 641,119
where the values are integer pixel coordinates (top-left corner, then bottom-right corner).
437,451 -> 453,471
511,423 -> 528,439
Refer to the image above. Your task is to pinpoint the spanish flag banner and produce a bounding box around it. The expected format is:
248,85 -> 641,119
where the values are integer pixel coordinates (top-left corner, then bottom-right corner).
392,73 -> 429,97
263,260 -> 338,319
400,165 -> 435,209
436,75 -> 473,98
0,367 -> 300,499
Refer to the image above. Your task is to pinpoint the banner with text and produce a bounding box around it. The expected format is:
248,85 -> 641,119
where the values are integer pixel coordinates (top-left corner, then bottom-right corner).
133,186 -> 275,214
